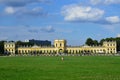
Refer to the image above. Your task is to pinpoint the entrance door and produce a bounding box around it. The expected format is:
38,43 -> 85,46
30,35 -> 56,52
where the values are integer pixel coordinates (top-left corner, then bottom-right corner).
59,49 -> 63,54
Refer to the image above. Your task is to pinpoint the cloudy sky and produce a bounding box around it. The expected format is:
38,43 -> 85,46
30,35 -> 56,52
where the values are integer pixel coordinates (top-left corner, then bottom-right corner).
0,0 -> 120,45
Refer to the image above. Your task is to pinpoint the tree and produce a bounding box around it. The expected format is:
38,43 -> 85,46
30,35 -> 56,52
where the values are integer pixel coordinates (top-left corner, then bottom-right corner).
85,38 -> 94,46
0,41 -> 6,55
93,40 -> 99,46
99,39 -> 105,45
116,37 -> 120,51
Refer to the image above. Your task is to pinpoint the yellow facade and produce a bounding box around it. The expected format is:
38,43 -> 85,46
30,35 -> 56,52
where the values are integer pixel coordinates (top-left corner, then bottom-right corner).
4,42 -> 16,55
4,40 -> 117,55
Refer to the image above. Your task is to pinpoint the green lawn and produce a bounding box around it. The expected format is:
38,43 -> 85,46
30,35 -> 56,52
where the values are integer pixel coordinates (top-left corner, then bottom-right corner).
0,56 -> 120,80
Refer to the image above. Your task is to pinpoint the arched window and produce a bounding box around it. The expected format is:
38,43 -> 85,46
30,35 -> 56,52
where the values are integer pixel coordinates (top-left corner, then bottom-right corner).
69,50 -> 71,53
73,50 -> 74,53
56,44 -> 57,47
76,50 -> 78,53
110,44 -> 112,46
60,43 -> 62,47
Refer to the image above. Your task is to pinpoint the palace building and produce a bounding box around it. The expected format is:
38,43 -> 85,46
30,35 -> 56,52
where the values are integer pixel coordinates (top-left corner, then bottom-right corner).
4,40 -> 117,55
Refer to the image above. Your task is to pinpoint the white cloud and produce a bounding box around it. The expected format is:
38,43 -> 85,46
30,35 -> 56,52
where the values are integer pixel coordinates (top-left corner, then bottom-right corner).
62,4 -> 104,22
4,7 -> 47,17
28,25 -> 55,33
4,7 -> 15,14
18,7 -> 46,16
90,0 -> 120,5
117,34 -> 120,37
41,26 -> 55,33
61,4 -> 120,25
105,16 -> 120,24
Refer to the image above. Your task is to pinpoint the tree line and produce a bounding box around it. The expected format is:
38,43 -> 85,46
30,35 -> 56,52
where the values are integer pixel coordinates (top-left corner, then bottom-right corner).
85,37 -> 120,51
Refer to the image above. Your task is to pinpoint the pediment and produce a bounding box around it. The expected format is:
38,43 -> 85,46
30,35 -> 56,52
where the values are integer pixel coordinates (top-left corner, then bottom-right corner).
32,45 -> 39,48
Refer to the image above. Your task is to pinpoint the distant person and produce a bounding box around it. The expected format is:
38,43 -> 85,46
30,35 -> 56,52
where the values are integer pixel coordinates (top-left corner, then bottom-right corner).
61,57 -> 64,61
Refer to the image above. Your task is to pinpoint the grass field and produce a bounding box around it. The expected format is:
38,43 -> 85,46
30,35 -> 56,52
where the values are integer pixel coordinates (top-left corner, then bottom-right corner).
0,56 -> 120,80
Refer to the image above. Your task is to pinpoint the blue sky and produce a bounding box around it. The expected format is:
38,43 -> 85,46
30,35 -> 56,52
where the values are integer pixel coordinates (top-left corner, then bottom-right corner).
0,0 -> 120,45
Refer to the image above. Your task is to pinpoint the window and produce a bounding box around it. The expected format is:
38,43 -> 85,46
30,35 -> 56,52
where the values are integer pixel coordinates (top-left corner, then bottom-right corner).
110,44 -> 112,46
60,43 -> 62,47
56,44 -> 57,47
73,50 -> 74,53
76,50 -> 77,53
12,45 -> 14,47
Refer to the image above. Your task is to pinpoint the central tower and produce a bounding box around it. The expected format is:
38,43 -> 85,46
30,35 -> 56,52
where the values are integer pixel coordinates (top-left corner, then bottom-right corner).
54,40 -> 67,53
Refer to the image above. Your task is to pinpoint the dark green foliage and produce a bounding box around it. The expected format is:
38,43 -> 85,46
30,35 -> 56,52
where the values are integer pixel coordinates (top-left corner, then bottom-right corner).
93,40 -> 99,46
85,38 -> 94,46
99,39 -> 105,45
85,38 -> 99,46
116,37 -> 120,51
0,41 -> 5,55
